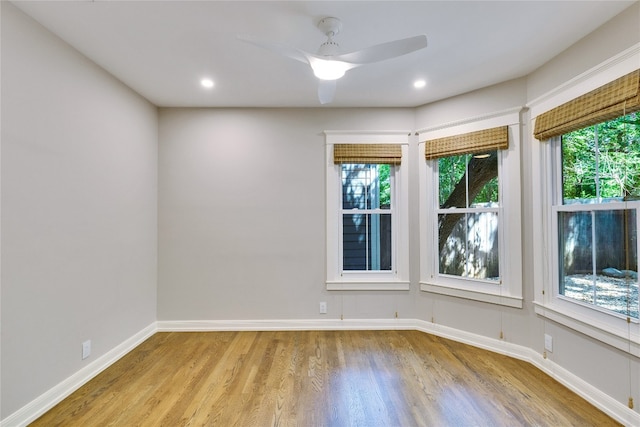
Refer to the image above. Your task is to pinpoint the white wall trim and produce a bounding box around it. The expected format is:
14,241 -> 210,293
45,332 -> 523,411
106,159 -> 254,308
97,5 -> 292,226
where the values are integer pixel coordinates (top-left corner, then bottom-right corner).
3,319 -> 637,427
323,130 -> 412,137
156,318 -> 416,332
326,281 -> 410,291
1,323 -> 157,427
410,319 -> 638,427
419,282 -> 523,308
415,106 -> 524,136
527,42 -> 640,118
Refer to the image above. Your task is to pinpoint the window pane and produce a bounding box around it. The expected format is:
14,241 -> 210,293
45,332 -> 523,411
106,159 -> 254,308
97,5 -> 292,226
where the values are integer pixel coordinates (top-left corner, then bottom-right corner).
559,209 -> 638,318
439,212 -> 499,280
439,152 -> 499,209
469,153 -> 499,207
562,112 -> 640,204
622,113 -> 640,200
562,128 -> 597,202
439,155 -> 467,208
558,211 -> 594,304
343,213 -> 392,271
342,164 -> 391,210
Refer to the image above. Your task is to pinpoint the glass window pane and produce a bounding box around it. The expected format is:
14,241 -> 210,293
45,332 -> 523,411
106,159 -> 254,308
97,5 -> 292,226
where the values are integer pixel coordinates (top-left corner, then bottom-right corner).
439,152 -> 499,209
559,209 -> 639,319
596,122 -> 623,199
562,128 -> 598,203
377,164 -> 391,209
593,210 -> 638,318
343,213 -> 392,271
562,112 -> 640,204
439,155 -> 467,208
342,164 -> 369,210
469,152 -> 499,207
342,164 -> 391,210
439,213 -> 466,276
559,211 -> 594,304
622,113 -> 640,200
439,212 -> 499,280
465,212 -> 499,280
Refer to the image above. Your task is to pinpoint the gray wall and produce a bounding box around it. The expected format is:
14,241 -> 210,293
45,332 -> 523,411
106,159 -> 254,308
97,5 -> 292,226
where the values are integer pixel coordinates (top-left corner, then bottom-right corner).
157,108 -> 414,321
1,2 -> 158,418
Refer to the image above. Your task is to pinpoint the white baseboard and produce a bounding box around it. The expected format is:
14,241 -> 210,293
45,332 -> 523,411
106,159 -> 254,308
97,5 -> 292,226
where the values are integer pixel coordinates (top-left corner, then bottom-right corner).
156,318 -> 416,331
1,323 -> 157,427
4,319 -> 638,427
411,319 -> 639,427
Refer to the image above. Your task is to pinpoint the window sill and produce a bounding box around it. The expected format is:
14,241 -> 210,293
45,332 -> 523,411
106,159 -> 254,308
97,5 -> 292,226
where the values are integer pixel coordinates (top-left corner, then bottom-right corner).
326,281 -> 410,291
533,301 -> 640,357
420,282 -> 523,308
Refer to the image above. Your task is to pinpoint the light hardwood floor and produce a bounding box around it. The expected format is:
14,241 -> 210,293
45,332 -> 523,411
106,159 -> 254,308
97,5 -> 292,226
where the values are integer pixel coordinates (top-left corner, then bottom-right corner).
31,330 -> 620,426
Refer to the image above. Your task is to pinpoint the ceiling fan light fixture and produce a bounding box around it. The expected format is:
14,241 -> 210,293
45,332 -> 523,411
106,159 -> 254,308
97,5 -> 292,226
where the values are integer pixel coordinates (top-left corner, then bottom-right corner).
200,78 -> 214,89
413,79 -> 426,89
310,58 -> 349,80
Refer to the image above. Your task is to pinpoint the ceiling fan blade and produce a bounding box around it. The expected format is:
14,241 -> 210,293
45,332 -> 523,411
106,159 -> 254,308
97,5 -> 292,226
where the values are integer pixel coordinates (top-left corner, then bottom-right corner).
318,79 -> 337,104
237,35 -> 310,65
334,35 -> 427,65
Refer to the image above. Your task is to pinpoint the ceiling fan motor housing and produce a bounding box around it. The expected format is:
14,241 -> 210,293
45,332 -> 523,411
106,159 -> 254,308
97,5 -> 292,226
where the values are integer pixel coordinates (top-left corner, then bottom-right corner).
318,17 -> 342,37
317,17 -> 343,57
318,40 -> 340,56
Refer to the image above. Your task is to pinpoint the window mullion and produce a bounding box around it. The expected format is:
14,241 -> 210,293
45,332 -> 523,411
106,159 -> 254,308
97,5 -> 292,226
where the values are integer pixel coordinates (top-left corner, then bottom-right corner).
591,210 -> 598,305
594,125 -> 601,202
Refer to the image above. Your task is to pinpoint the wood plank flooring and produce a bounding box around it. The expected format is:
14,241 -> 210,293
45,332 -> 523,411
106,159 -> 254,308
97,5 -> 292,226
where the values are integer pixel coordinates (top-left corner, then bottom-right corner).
31,330 -> 621,426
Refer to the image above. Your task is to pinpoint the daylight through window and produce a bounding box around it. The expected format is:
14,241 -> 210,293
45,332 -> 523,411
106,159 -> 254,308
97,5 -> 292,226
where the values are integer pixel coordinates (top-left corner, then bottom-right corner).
341,163 -> 393,271
556,112 -> 640,319
437,151 -> 500,281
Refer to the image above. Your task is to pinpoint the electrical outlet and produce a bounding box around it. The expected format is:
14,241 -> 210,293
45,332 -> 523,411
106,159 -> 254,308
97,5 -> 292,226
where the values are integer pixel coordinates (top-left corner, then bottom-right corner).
82,340 -> 91,360
544,334 -> 553,352
319,302 -> 327,314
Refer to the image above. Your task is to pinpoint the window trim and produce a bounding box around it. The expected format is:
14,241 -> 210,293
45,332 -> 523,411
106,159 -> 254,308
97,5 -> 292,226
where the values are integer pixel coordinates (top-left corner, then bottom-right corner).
325,132 -> 410,291
418,111 -> 523,308
339,164 -> 395,273
529,46 -> 640,355
534,134 -> 640,356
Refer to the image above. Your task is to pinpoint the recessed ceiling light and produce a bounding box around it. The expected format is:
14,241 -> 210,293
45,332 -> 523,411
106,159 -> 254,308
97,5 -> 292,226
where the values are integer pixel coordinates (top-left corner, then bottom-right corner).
413,79 -> 426,89
201,78 -> 214,89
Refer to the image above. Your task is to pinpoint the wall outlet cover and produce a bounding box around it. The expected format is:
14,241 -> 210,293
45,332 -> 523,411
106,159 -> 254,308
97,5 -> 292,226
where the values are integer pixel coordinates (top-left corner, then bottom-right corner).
82,340 -> 91,360
319,302 -> 327,314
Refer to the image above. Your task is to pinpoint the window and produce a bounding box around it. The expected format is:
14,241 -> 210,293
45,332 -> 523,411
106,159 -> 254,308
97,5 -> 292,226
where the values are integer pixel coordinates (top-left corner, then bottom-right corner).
419,114 -> 523,307
437,151 -> 499,281
325,133 -> 409,290
555,113 -> 639,320
531,67 -> 640,354
341,163 -> 393,271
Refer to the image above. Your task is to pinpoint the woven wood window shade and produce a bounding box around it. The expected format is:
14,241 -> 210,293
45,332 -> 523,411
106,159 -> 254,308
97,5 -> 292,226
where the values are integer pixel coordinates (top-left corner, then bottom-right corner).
424,126 -> 508,160
333,144 -> 402,165
534,69 -> 640,140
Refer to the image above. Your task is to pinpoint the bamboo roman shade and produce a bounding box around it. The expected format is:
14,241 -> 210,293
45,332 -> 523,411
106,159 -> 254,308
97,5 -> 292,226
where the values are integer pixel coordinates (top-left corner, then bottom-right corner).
333,144 -> 402,165
534,69 -> 640,140
424,126 -> 508,160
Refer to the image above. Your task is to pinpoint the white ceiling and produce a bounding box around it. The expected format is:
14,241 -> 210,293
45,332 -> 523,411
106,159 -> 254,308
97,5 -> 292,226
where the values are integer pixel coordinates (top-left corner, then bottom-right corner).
13,1 -> 635,108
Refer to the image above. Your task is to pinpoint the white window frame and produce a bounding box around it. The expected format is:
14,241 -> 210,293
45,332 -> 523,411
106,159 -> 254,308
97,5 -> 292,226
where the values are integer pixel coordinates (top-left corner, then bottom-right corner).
325,132 -> 410,291
418,111 -> 523,308
529,46 -> 640,356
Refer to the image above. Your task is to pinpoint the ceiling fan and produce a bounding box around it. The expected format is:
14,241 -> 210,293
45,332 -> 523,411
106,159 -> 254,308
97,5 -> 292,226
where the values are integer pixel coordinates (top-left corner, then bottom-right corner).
239,17 -> 428,104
